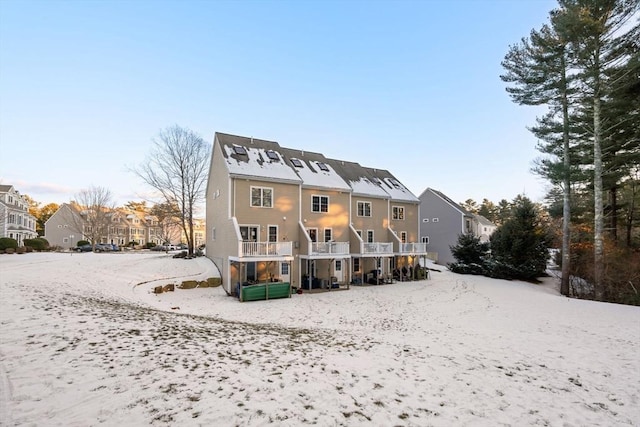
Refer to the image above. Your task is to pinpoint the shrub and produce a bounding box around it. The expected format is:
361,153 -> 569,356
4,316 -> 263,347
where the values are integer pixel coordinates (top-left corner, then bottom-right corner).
16,246 -> 26,254
76,240 -> 90,247
5,247 -> 15,254
145,242 -> 157,249
0,237 -> 18,251
24,238 -> 49,251
448,233 -> 489,275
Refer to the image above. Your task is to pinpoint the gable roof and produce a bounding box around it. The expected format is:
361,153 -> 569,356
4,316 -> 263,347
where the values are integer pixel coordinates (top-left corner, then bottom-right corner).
279,147 -> 352,192
474,214 -> 496,227
365,167 -> 419,203
213,132 -> 417,200
215,133 -> 302,184
323,158 -> 390,199
422,188 -> 473,217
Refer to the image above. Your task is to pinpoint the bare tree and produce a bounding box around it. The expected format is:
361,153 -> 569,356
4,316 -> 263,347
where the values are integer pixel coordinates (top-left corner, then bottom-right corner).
150,201 -> 183,252
66,186 -> 116,249
133,125 -> 211,256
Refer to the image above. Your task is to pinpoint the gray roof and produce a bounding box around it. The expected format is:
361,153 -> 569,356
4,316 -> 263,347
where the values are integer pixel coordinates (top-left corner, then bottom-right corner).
474,214 -> 496,227
424,188 -> 473,217
215,133 -> 302,184
278,147 -> 352,192
214,132 -> 416,199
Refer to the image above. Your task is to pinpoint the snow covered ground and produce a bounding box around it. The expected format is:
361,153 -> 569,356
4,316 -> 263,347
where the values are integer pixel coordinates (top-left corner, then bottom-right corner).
0,252 -> 638,426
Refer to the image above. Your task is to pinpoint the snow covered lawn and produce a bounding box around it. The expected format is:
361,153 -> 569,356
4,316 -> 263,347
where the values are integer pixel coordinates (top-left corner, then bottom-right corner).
1,252 -> 638,426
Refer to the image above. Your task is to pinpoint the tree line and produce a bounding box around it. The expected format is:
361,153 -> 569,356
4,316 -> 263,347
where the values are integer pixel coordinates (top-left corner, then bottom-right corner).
26,125 -> 211,256
500,0 -> 639,303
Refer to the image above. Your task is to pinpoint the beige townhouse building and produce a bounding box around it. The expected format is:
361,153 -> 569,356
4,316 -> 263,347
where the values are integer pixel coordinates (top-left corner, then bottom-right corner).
205,133 -> 428,296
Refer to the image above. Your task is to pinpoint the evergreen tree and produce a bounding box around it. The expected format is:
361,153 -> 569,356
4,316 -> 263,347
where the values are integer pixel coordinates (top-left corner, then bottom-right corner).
489,197 -> 551,281
448,233 -> 490,275
502,17 -> 575,295
553,0 -> 639,300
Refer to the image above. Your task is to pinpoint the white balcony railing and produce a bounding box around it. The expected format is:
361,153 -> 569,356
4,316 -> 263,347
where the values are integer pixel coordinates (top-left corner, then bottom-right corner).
362,242 -> 394,254
399,243 -> 428,254
311,241 -> 350,255
240,241 -> 293,257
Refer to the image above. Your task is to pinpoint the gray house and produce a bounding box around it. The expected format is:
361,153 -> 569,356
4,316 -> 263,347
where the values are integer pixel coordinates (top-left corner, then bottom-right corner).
418,187 -> 477,266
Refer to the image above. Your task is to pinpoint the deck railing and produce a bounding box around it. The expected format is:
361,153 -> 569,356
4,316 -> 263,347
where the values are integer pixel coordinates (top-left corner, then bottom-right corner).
399,243 -> 428,254
362,242 -> 394,254
240,241 -> 293,257
311,241 -> 350,255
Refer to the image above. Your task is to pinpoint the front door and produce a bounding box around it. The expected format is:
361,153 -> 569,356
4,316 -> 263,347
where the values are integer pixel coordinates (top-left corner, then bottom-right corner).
280,262 -> 290,284
334,259 -> 343,283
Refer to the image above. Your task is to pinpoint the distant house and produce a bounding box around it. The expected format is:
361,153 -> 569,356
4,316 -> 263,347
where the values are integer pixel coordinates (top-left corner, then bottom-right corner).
418,188 -> 496,266
205,132 -> 428,296
472,214 -> 497,243
0,184 -> 38,246
44,203 -> 194,249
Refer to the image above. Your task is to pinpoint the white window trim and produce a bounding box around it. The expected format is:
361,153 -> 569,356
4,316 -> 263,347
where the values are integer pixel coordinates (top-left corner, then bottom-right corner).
357,201 -> 372,217
392,205 -> 405,220
311,194 -> 330,213
250,186 -> 274,208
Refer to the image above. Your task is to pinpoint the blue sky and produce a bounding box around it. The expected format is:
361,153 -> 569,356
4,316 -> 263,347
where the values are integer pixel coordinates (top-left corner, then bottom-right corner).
0,0 -> 556,208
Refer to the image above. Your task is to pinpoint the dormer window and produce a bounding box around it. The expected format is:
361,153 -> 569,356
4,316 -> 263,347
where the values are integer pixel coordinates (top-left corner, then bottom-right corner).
291,158 -> 303,168
266,150 -> 280,161
317,162 -> 329,172
233,145 -> 247,155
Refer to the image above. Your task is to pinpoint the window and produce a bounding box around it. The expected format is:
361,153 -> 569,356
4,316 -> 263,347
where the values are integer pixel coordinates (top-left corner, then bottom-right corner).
251,186 -> 273,208
307,228 -> 317,242
268,225 -> 278,242
335,260 -> 342,271
266,150 -> 279,161
357,201 -> 371,217
353,258 -> 360,272
291,158 -> 303,168
281,263 -> 289,275
432,218 -> 439,222
312,195 -> 329,213
324,228 -> 332,242
233,145 -> 247,155
422,218 -> 429,223
212,227 -> 216,241
392,206 -> 405,220
356,230 -> 362,238
400,231 -> 407,243
317,162 -> 329,172
366,230 -> 374,243
422,236 -> 430,244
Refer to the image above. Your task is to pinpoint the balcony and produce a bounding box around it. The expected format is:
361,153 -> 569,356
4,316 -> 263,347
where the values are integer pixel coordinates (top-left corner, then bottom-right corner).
362,242 -> 394,255
240,241 -> 293,257
399,243 -> 428,254
310,241 -> 350,256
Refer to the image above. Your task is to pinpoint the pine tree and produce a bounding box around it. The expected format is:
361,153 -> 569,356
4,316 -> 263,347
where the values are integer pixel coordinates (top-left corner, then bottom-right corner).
502,21 -> 574,295
448,233 -> 490,275
489,197 -> 551,281
553,0 -> 639,300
